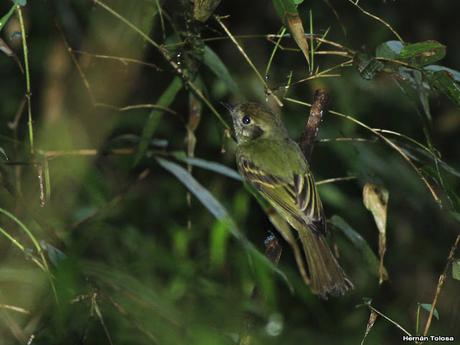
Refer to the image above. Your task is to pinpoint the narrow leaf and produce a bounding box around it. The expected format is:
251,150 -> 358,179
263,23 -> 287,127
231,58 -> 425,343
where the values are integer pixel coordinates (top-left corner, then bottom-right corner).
363,183 -> 389,284
156,158 -> 293,290
400,40 -> 446,67
209,221 -> 230,270
452,259 -> 460,281
427,70 -> 460,107
331,215 -> 388,280
193,0 -> 222,22
172,153 -> 242,181
203,45 -> 239,96
361,310 -> 378,345
0,5 -> 16,33
266,207 -> 310,286
0,38 -> 13,57
375,40 -> 404,60
135,77 -> 182,164
419,303 -> 440,320
272,0 -> 310,65
424,65 -> 460,83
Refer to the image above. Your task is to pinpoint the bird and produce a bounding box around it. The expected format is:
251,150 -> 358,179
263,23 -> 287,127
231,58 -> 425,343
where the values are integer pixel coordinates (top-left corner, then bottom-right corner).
228,102 -> 353,298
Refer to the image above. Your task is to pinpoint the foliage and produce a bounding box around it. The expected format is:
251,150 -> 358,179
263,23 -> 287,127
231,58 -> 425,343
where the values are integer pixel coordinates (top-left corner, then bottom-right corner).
0,0 -> 459,344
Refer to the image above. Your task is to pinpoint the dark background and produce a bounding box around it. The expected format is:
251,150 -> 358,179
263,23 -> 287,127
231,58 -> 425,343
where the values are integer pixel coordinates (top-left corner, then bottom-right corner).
0,0 -> 459,344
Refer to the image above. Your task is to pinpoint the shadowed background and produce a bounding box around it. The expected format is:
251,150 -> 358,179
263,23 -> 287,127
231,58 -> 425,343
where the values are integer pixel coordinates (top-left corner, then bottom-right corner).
0,0 -> 459,344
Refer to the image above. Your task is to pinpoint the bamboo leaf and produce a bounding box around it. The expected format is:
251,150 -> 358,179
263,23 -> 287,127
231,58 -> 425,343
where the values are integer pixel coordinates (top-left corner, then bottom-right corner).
426,70 -> 460,107
209,221 -> 230,270
453,259 -> 460,281
363,183 -> 389,284
193,0 -> 222,22
424,65 -> 460,82
0,5 -> 16,33
419,303 -> 440,320
400,40 -> 446,67
360,310 -> 378,345
375,40 -> 403,59
156,157 -> 293,291
272,0 -> 310,65
172,152 -> 242,181
203,45 -> 239,96
331,215 -> 388,280
135,77 -> 182,164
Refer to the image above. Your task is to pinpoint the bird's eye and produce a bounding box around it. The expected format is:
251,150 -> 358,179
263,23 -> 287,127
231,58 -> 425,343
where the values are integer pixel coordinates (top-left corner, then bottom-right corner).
242,115 -> 251,125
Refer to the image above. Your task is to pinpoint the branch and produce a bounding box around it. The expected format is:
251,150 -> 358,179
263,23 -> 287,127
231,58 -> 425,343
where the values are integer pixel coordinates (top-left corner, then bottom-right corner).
422,234 -> 460,337
299,89 -> 329,161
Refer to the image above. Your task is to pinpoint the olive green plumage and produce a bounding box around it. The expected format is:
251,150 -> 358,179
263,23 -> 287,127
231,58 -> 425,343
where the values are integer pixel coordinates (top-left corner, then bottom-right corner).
230,102 -> 352,298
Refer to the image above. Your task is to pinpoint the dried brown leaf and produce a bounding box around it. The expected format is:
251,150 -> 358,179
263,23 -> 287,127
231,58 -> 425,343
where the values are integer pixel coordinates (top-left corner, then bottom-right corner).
363,183 -> 389,283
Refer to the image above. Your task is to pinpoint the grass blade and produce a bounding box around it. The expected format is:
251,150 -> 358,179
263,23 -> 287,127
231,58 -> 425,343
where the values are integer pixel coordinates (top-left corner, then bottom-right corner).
135,77 -> 182,164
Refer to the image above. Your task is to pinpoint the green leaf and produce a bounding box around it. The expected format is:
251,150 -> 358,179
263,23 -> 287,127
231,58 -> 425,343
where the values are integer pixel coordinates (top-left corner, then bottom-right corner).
40,241 -> 66,267
193,0 -> 222,22
209,221 -> 230,270
331,215 -> 388,280
203,45 -> 239,96
135,77 -> 182,164
172,153 -> 242,181
419,303 -> 440,320
272,0 -> 298,17
156,158 -> 293,291
451,212 -> 460,223
424,65 -> 460,83
426,70 -> 460,107
453,259 -> 460,281
400,40 -> 446,67
375,40 -> 404,59
0,5 -> 16,33
397,68 -> 432,121
0,148 -> 8,161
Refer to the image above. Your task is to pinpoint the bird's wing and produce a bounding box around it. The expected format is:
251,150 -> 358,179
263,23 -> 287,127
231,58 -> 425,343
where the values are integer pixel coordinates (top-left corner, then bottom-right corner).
237,156 -> 326,234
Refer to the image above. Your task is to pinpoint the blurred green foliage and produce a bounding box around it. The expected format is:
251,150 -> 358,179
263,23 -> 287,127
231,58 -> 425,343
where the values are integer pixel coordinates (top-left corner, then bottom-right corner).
0,0 -> 459,344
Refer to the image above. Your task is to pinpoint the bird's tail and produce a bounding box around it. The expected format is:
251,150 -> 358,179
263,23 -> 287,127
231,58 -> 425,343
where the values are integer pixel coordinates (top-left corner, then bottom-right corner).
298,228 -> 353,298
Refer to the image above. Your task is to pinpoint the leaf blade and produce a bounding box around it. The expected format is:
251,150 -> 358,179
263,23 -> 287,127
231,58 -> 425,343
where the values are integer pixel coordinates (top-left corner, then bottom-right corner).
135,77 -> 182,164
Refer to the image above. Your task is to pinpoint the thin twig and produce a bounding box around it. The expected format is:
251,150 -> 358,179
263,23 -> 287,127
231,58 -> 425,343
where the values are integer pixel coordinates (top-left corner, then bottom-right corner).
0,304 -> 30,315
71,49 -> 162,70
265,26 -> 286,77
316,176 -> 357,185
214,15 -> 283,107
95,102 -> 177,114
17,7 -> 34,154
367,305 -> 413,337
299,90 -> 329,161
92,0 -> 229,129
347,0 -> 403,42
422,235 -> 460,337
291,59 -> 353,86
285,98 -> 442,205
43,148 -> 135,160
318,137 -> 375,143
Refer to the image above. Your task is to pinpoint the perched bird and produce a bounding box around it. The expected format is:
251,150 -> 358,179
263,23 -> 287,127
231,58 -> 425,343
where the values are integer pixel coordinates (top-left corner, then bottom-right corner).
228,102 -> 353,298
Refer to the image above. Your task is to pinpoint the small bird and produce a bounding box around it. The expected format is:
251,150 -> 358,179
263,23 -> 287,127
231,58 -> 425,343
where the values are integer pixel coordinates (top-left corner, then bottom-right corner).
228,102 -> 353,298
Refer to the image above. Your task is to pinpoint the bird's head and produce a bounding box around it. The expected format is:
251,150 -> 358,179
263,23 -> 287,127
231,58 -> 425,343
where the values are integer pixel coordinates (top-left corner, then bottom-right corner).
226,102 -> 287,144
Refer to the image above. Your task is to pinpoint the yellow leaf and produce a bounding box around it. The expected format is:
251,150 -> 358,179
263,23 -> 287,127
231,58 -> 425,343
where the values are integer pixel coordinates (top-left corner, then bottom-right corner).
285,13 -> 310,65
363,183 -> 389,283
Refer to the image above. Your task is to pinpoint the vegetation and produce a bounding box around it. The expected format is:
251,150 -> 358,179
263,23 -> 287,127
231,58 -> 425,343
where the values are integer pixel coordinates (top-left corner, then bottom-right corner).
0,0 -> 459,344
